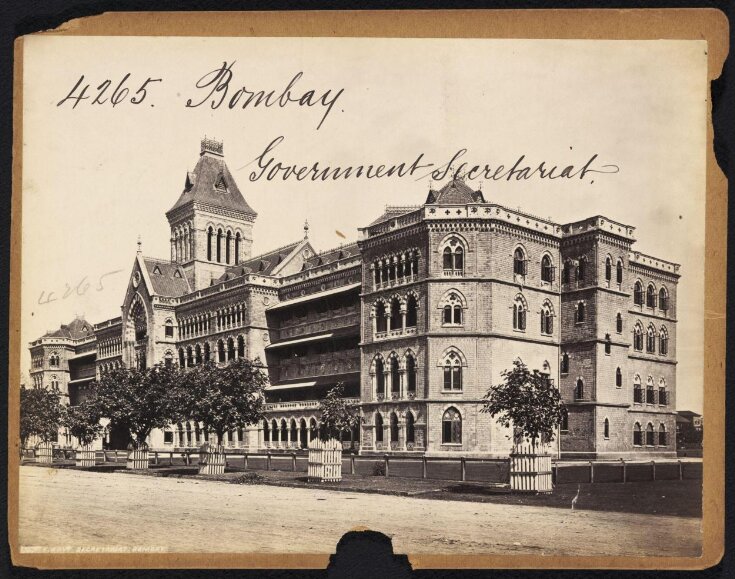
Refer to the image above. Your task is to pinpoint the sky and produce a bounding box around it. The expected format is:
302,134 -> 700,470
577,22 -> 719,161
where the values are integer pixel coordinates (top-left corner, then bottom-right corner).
20,36 -> 707,412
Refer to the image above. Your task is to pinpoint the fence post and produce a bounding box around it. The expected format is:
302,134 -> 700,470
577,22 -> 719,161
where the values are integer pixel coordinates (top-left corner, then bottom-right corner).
384,455 -> 389,478
589,460 -> 594,484
351,454 -> 356,475
244,453 -> 248,470
621,459 -> 627,483
422,455 -> 427,479
170,451 -> 173,466
461,457 -> 466,482
154,452 -> 159,465
292,452 -> 297,472
678,460 -> 683,480
267,451 -> 271,471
185,451 -> 190,466
651,460 -> 656,481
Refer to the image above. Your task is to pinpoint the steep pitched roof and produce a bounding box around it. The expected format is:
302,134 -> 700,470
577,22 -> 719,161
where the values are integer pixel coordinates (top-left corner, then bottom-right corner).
216,240 -> 304,282
43,317 -> 94,340
302,242 -> 360,270
142,257 -> 191,297
426,178 -> 485,204
167,152 -> 257,217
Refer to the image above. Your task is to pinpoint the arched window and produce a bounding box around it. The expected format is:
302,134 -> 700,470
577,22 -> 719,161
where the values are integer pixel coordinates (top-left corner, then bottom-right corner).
634,281 -> 643,305
178,348 -> 185,367
234,232 -> 241,265
406,412 -> 415,444
658,378 -> 668,406
603,418 -> 610,439
195,344 -> 202,365
616,312 -> 623,334
442,407 -> 462,444
226,231 -> 232,264
633,422 -> 642,446
513,247 -> 527,276
216,229 -> 223,263
280,419 -> 288,443
375,413 -> 384,443
227,337 -> 235,360
442,351 -> 463,391
406,294 -> 418,327
540,302 -> 554,335
441,291 -> 464,326
575,379 -> 584,400
659,287 -> 669,312
659,326 -> 669,356
646,377 -> 655,404
441,236 -> 466,275
575,302 -> 586,324
604,334 -> 611,355
390,356 -> 400,396
577,256 -> 587,282
217,339 -> 225,363
374,357 -> 385,397
49,353 -> 59,367
165,319 -> 174,338
390,412 -> 399,443
389,297 -> 402,331
50,375 -> 59,390
560,352 -> 570,375
237,335 -> 245,358
375,301 -> 387,333
562,260 -> 572,284
605,256 -> 612,281
310,417 -> 318,441
186,346 -> 193,367
633,375 -> 642,403
616,259 -> 624,284
646,284 -> 657,308
646,423 -> 655,446
541,254 -> 554,283
646,324 -> 656,353
560,408 -> 569,432
633,323 -> 643,351
203,342 -> 210,362
513,296 -> 527,331
658,424 -> 667,446
615,367 -> 622,388
405,353 -> 417,395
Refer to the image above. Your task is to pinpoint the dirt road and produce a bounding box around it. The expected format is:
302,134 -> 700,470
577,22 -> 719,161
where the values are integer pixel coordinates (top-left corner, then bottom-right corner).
18,467 -> 701,556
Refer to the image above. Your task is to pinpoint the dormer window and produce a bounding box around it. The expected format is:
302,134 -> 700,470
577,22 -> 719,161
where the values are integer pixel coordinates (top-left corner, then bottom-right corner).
214,174 -> 227,192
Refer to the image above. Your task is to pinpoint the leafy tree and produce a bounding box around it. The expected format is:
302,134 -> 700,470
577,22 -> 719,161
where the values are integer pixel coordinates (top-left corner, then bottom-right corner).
20,386 -> 64,448
481,359 -> 565,448
94,364 -> 183,450
182,358 -> 268,449
63,397 -> 104,447
317,383 -> 362,442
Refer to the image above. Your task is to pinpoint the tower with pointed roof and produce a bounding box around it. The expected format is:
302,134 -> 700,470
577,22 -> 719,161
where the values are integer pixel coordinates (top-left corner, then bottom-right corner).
165,138 -> 258,291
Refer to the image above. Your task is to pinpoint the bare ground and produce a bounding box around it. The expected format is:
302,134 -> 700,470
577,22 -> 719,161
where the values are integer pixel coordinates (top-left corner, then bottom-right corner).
18,466 -> 701,556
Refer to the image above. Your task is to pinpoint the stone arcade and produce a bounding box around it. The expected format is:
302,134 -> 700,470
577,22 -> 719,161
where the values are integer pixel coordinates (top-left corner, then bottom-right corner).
29,137 -> 680,459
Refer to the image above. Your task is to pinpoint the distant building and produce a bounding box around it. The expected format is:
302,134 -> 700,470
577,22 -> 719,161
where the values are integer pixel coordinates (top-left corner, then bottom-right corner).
29,137 -> 680,458
676,410 -> 703,446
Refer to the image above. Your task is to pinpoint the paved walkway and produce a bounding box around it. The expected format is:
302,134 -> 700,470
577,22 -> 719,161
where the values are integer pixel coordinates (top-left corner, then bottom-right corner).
18,466 -> 701,556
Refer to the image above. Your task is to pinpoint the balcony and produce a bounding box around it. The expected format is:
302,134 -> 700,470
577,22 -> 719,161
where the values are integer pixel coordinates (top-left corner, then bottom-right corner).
374,325 -> 417,341
278,311 -> 359,341
374,274 -> 418,291
264,398 -> 360,412
275,350 -> 360,381
442,269 -> 464,277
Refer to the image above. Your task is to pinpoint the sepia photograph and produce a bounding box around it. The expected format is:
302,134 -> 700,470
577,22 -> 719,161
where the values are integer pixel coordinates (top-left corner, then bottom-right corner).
9,10 -> 727,570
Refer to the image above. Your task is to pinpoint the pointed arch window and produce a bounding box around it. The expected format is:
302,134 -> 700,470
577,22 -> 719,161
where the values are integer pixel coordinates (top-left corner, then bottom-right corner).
406,294 -> 418,327
575,378 -> 585,400
513,247 -> 527,276
375,413 -> 384,443
541,254 -> 555,283
443,242 -> 465,275
405,354 -> 417,395
604,334 -> 611,355
540,302 -> 554,335
234,232 -> 241,265
616,312 -> 623,334
603,418 -> 610,439
646,324 -> 656,353
237,335 -> 245,358
165,319 -> 174,338
562,260 -> 572,284
216,229 -> 223,263
615,367 -> 622,388
646,284 -> 657,308
227,337 -> 235,360
634,281 -> 643,305
658,379 -> 668,406
375,301 -> 387,334
442,291 -> 464,326
513,296 -> 527,331
659,287 -> 669,312
442,351 -> 463,391
560,408 -> 569,432
195,344 -> 202,365
633,376 -> 643,403
646,377 -> 655,404
226,231 -> 232,264
374,357 -> 385,397
658,424 -> 668,446
659,326 -> 669,356
616,259 -> 624,284
390,412 -> 399,443
442,407 -> 462,444
179,348 -> 185,368
560,352 -> 570,375
575,302 -> 586,324
633,323 -> 644,351
389,297 -> 402,331
633,422 -> 642,446
203,342 -> 210,362
577,256 -> 587,282
217,339 -> 225,363
406,412 -> 415,444
390,356 -> 400,396
646,423 -> 655,446
605,256 -> 612,281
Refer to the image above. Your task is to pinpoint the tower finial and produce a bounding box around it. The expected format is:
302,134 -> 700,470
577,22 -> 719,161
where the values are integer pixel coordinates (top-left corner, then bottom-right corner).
137,235 -> 142,255
303,219 -> 310,239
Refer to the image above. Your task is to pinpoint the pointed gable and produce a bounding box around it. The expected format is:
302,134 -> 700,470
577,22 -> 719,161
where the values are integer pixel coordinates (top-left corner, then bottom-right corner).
140,257 -> 191,297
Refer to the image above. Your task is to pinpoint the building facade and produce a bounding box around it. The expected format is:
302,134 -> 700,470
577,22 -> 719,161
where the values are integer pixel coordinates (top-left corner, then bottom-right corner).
28,138 -> 680,459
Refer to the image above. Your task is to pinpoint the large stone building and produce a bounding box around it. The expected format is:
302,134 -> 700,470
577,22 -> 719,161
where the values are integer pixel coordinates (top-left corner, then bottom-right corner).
28,138 -> 680,458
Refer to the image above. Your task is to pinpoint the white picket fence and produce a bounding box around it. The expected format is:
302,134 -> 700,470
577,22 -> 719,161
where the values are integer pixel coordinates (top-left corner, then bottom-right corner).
307,438 -> 342,483
510,441 -> 553,494
75,446 -> 96,467
36,443 -> 53,464
126,449 -> 150,470
198,445 -> 226,475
